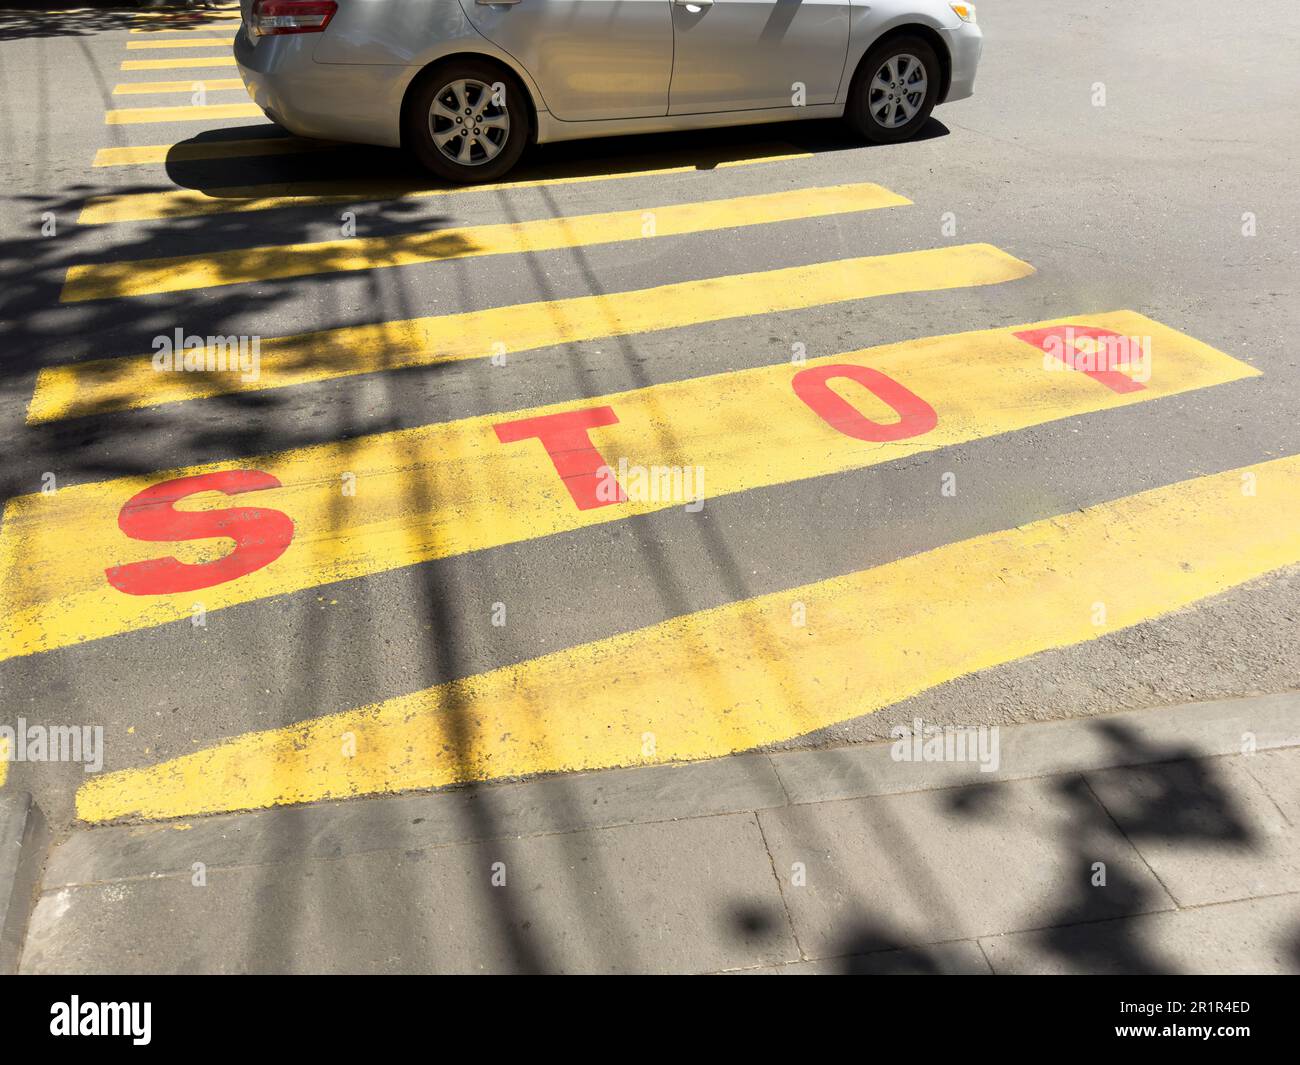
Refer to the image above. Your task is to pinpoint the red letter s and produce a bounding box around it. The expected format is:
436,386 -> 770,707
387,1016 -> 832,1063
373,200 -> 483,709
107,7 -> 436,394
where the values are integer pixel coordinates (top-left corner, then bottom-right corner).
105,469 -> 294,596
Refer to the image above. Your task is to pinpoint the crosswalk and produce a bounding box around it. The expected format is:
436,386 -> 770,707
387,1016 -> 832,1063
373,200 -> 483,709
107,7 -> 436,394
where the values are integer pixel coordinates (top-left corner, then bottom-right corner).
120,56 -> 239,71
129,9 -> 242,22
93,134 -> 333,167
61,183 -> 912,300
78,454 -> 1300,822
112,78 -> 247,95
104,102 -> 264,125
30,245 -> 1031,420
129,24 -> 240,34
125,37 -> 239,50
13,306 -> 1253,662
3,10 -> 1296,821
78,143 -> 813,222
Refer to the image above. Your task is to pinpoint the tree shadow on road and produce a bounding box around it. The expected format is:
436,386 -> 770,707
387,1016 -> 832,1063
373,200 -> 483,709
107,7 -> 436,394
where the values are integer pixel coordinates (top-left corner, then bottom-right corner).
4,11 -> 950,973
0,4 -> 232,42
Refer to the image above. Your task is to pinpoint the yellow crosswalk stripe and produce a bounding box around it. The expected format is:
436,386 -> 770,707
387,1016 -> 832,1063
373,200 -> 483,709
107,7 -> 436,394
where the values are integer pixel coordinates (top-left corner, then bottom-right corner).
105,102 -> 262,125
78,145 -> 810,223
0,311 -> 1256,662
31,245 -> 1032,422
121,56 -> 239,71
126,38 -> 238,49
129,25 -> 239,34
60,182 -> 910,301
93,135 -> 330,167
112,78 -> 247,96
131,10 -> 240,19
75,453 -> 1300,821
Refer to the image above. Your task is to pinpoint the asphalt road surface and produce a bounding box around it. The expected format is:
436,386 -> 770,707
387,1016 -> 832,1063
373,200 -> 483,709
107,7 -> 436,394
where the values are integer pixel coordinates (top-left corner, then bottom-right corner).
0,0 -> 1297,831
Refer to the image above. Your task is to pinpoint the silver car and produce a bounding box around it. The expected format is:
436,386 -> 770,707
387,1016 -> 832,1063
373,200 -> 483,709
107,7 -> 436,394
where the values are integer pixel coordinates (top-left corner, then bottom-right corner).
235,0 -> 981,182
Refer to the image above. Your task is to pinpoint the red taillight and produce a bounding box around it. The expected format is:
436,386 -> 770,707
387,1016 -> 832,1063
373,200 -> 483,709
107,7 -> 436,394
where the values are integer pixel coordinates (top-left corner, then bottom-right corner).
250,0 -> 338,36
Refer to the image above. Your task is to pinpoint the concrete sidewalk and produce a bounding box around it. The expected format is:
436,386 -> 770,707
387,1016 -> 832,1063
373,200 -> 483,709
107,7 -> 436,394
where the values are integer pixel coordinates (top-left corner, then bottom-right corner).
17,693 -> 1300,974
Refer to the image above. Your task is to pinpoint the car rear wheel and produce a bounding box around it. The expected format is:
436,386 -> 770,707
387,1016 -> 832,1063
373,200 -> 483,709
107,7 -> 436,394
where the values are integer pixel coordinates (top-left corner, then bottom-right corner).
406,60 -> 530,183
847,36 -> 941,145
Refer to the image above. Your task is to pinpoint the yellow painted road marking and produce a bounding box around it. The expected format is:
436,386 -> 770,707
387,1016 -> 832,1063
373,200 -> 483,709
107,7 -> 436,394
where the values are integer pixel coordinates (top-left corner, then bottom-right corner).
0,311 -> 1256,662
105,102 -> 262,126
61,182 -> 909,302
93,135 -> 331,167
133,8 -> 239,13
112,78 -> 247,96
131,10 -> 240,19
75,454 -> 1300,822
129,25 -> 239,34
32,245 -> 1033,422
121,56 -> 239,71
126,38 -> 239,49
77,145 -> 810,224
0,737 -> 8,789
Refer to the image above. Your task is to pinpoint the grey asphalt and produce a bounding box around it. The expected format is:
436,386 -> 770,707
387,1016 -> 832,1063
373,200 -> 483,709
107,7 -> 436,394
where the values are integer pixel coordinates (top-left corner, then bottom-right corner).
0,0 -> 1298,844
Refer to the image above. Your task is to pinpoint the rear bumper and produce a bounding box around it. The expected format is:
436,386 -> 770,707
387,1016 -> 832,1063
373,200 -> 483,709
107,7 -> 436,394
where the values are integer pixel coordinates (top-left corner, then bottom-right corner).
940,20 -> 982,103
233,28 -> 410,148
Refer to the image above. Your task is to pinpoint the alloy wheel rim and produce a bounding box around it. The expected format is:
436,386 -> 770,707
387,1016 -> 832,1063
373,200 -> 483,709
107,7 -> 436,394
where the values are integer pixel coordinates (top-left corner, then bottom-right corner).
868,54 -> 927,129
428,78 -> 510,166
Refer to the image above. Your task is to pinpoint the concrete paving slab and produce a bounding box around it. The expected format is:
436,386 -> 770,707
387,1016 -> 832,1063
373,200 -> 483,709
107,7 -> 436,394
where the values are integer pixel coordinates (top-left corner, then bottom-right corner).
728,939 -> 992,975
1240,746 -> 1300,826
0,792 -> 49,974
23,811 -> 795,974
757,776 -> 1176,958
43,753 -> 787,888
978,893 -> 1300,974
1085,755 -> 1300,907
770,693 -> 1300,806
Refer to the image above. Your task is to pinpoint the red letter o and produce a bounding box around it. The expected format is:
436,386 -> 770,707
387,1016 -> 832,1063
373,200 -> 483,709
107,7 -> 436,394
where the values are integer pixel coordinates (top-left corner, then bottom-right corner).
792,364 -> 937,442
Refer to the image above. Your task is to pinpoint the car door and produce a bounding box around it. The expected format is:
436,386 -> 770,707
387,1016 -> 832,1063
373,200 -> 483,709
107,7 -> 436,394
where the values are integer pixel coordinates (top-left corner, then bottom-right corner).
667,0 -> 850,115
458,0 -> 674,121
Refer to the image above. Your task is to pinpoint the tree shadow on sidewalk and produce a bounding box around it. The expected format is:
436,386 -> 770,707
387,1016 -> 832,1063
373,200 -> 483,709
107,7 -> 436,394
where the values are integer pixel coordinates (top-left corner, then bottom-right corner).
735,718 -> 1282,975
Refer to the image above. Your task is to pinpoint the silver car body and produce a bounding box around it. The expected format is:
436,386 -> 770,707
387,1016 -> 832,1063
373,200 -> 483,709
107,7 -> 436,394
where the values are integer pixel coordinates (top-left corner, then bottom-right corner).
235,0 -> 981,149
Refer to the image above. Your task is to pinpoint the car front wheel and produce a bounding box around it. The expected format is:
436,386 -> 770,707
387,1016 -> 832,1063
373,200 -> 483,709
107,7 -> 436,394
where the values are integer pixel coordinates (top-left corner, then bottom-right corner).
847,37 -> 941,145
406,60 -> 530,183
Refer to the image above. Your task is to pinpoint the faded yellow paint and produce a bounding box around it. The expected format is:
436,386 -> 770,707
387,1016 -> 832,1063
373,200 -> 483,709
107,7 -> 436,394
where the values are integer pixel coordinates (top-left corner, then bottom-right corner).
93,134 -> 329,166
129,25 -> 238,33
31,244 -> 1033,422
120,57 -> 240,71
0,311 -> 1257,662
104,102 -> 262,125
0,737 -> 8,788
112,78 -> 247,95
77,146 -> 810,223
76,455 -> 1300,822
131,9 -> 240,19
61,182 -> 910,301
125,37 -> 240,49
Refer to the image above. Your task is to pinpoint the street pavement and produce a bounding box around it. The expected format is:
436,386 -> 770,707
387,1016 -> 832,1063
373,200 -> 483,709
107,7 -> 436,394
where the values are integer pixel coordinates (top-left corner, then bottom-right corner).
0,1 -> 1297,972
20,694 -> 1300,973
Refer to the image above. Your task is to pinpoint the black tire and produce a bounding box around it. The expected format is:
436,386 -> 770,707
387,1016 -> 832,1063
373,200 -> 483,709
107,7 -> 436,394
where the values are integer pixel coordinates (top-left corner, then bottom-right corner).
406,59 -> 530,183
846,36 -> 941,145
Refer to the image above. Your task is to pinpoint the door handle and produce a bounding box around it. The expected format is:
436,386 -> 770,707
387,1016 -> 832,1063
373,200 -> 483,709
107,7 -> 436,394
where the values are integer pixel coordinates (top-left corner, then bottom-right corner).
673,0 -> 714,6
476,0 -> 521,5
